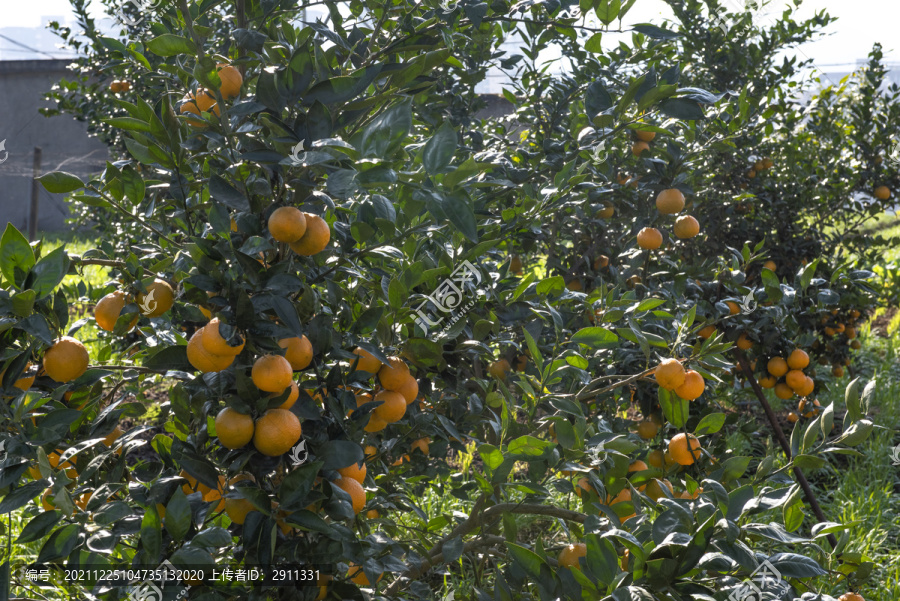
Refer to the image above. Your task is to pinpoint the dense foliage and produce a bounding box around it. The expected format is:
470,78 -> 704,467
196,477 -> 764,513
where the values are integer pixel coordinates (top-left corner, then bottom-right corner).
2,0 -> 897,599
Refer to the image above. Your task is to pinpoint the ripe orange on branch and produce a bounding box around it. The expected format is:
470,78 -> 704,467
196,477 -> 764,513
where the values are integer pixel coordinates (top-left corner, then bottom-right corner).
216,63 -> 243,100
373,390 -> 406,423
202,318 -> 245,356
334,476 -> 366,514
137,279 -> 174,317
252,408 -> 302,456
215,407 -> 255,449
43,337 -> 89,383
637,227 -> 663,250
289,213 -> 331,256
675,370 -> 705,400
668,433 -> 701,465
187,329 -> 234,373
379,357 -> 411,390
268,206 -> 307,243
655,188 -> 685,214
674,215 -> 700,239
279,336 -> 313,370
94,290 -> 137,332
654,358 -> 686,390
252,355 -> 294,393
180,90 -> 220,127
351,347 -> 383,374
558,543 -> 587,570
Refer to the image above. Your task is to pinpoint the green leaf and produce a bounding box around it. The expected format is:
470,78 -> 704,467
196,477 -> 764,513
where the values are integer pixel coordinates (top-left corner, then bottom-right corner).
659,98 -> 704,120
584,32 -> 603,53
422,121 -> 457,175
147,34 -> 195,56
36,524 -> 80,563
571,326 -> 619,348
0,224 -> 34,287
0,481 -> 47,514
768,552 -> 826,578
505,542 -> 546,579
658,387 -> 689,428
210,175 -> 251,211
31,247 -> 69,298
844,377 -> 861,422
17,510 -> 61,543
507,435 -> 553,458
360,100 -> 412,158
632,24 -> 680,39
102,117 -> 152,133
165,488 -> 192,541
783,497 -> 804,532
37,171 -> 84,194
192,526 -> 233,549
143,346 -> 192,371
441,194 -> 478,243
318,440 -> 364,470
694,413 -> 726,435
595,0 -> 621,24
792,454 -> 826,470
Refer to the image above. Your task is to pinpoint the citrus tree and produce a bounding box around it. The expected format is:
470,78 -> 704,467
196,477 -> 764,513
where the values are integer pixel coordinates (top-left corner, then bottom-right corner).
0,0 -> 890,600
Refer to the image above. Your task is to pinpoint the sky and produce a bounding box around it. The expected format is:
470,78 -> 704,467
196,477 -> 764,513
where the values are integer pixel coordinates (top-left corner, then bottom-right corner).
2,0 -> 899,70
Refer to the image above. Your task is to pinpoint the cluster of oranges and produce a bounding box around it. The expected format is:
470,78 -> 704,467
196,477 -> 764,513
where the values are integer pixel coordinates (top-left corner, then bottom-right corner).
787,397 -> 823,423
758,349 -> 815,400
636,188 -> 700,251
348,348 -> 419,433
630,128 -> 656,157
109,80 -> 131,93
653,357 -> 705,401
267,206 -> 331,257
746,156 -> 774,179
179,63 -> 243,128
94,278 -> 175,331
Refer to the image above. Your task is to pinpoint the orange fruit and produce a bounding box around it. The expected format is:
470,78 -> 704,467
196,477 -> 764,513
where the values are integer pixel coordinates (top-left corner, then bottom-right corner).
747,169 -> 756,178
268,206 -> 307,243
137,279 -> 175,317
4,363 -> 36,391
636,227 -> 663,250
655,188 -> 685,214
488,359 -> 510,380
767,357 -> 789,377
411,437 -> 430,455
558,543 -> 587,570
396,375 -> 419,404
351,347 -> 382,374
510,255 -> 523,273
575,477 -> 592,498
736,333 -> 753,350
337,461 -> 367,484
644,478 -> 673,501
202,318 -> 245,356
762,260 -> 777,272
774,382 -> 794,400
215,407 -> 255,449
636,420 -> 659,440
785,369 -> 806,391
787,349 -> 809,369
364,415 -> 387,433
646,450 -> 664,468
628,460 -> 648,473
94,290 -> 137,332
833,365 -> 845,377
726,301 -> 740,315
224,497 -> 255,524
632,141 -> 650,156
846,327 -> 857,339
102,425 -> 124,448
334,476 -> 366,514
289,213 -> 331,256
187,329 -> 234,373
668,433 -> 701,465
373,390 -> 406,423
378,357 -> 411,391
216,63 -> 243,100
787,412 -> 799,423
673,215 -> 700,239
252,408 -> 302,456
347,562 -> 382,586
654,358 -> 686,390
593,255 -> 610,270
697,325 -> 716,339
762,158 -> 774,169
607,488 -> 632,507
674,369 -> 705,400
278,336 -> 313,370
874,186 -> 891,200
759,375 -> 777,389
566,279 -> 583,292
838,594 -> 865,601
274,381 -> 299,410
364,445 -> 378,460
180,90 -> 219,127
366,509 -> 380,519
252,355 -> 293,393
43,337 -> 89,382
596,202 -> 615,219
48,451 -> 78,479
635,129 -> 656,142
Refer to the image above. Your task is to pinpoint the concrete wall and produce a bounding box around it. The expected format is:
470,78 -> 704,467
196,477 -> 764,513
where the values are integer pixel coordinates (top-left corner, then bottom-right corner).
0,60 -> 108,233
